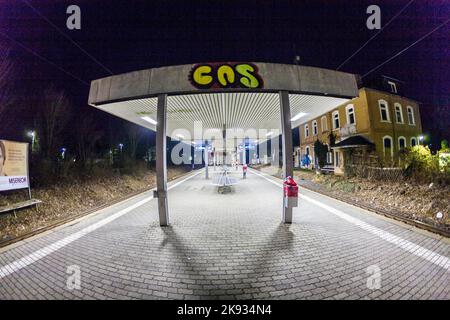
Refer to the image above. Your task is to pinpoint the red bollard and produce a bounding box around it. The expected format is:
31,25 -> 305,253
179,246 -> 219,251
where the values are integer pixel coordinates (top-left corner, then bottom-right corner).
283,176 -> 298,207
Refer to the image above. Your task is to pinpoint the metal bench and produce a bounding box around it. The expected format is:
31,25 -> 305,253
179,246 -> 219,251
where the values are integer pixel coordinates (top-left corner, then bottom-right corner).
212,168 -> 238,193
0,199 -> 42,217
321,166 -> 335,174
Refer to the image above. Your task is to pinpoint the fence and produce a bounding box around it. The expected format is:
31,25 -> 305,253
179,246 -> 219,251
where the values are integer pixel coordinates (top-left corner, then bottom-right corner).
345,164 -> 404,181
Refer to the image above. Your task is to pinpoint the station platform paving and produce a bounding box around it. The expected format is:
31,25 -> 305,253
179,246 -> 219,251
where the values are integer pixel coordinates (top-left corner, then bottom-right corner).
0,168 -> 448,300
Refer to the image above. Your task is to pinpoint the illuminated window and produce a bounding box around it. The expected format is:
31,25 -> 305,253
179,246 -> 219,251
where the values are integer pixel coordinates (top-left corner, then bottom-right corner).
346,104 -> 356,125
321,116 -> 327,132
327,152 -> 332,164
407,106 -> 415,125
395,103 -> 404,123
398,136 -> 406,150
312,120 -> 318,135
332,111 -> 340,129
383,136 -> 393,158
379,100 -> 390,122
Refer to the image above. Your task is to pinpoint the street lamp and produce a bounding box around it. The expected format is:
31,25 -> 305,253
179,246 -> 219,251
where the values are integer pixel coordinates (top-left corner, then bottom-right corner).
27,130 -> 35,151
118,143 -> 124,152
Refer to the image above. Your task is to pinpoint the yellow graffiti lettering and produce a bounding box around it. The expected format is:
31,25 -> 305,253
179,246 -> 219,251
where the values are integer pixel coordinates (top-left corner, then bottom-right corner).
235,64 -> 260,88
189,63 -> 263,89
217,65 -> 235,87
193,65 -> 213,87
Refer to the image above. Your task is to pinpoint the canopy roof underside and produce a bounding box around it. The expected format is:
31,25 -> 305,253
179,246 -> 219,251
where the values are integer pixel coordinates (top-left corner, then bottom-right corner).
93,92 -> 350,142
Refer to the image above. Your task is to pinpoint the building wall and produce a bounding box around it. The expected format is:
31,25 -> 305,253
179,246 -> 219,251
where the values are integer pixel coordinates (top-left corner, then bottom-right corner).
365,88 -> 422,165
299,87 -> 422,170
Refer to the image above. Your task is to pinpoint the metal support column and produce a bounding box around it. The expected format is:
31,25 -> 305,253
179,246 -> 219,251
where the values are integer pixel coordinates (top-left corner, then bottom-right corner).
222,124 -> 227,167
280,91 -> 293,224
205,140 -> 209,179
234,137 -> 238,170
156,94 -> 169,226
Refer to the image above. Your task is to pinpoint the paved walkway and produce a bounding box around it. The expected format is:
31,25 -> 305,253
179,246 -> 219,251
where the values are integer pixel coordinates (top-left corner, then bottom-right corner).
0,168 -> 448,300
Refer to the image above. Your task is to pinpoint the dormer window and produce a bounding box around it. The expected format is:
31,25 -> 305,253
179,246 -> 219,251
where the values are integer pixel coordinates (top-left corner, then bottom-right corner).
387,81 -> 397,93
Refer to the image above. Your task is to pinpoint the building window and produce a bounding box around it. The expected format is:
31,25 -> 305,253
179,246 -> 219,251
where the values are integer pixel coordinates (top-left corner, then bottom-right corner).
312,120 -> 318,135
395,103 -> 404,123
407,106 -> 415,125
383,135 -> 393,158
321,116 -> 327,132
335,151 -> 340,167
398,136 -> 406,150
411,137 -> 417,147
332,111 -> 340,129
305,124 -> 310,137
346,104 -> 356,125
379,100 -> 390,122
388,81 -> 397,93
327,151 -> 333,164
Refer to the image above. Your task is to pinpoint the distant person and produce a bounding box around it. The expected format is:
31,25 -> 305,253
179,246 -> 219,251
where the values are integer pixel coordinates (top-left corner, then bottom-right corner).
242,163 -> 248,179
301,154 -> 311,168
0,141 -> 6,176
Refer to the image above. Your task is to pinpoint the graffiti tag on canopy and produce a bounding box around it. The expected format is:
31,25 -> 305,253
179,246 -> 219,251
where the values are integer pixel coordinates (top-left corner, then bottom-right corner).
189,63 -> 264,90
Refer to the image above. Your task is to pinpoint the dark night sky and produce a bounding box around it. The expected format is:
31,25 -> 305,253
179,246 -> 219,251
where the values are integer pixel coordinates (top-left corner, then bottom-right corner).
0,0 -> 449,146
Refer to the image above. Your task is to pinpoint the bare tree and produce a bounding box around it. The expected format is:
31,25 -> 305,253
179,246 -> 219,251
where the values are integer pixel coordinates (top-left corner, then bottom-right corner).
125,122 -> 142,161
0,46 -> 14,122
434,105 -> 450,144
76,115 -> 103,169
35,86 -> 71,159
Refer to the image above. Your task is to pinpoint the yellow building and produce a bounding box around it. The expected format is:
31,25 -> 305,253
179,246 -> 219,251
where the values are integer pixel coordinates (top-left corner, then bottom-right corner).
298,83 -> 422,175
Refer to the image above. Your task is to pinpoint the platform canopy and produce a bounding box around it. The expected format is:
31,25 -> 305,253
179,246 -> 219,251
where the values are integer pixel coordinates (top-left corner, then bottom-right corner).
88,62 -> 359,144
88,62 -> 359,226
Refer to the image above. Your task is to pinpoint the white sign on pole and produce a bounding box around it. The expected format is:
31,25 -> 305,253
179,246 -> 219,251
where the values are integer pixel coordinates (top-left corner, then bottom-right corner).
0,140 -> 30,191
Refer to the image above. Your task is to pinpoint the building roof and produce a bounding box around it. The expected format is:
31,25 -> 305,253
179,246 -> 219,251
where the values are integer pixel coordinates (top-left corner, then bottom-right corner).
331,135 -> 375,149
361,87 -> 420,104
88,63 -> 359,148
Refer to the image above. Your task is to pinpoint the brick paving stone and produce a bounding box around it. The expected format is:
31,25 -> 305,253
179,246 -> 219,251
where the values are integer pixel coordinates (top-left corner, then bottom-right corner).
0,170 -> 448,300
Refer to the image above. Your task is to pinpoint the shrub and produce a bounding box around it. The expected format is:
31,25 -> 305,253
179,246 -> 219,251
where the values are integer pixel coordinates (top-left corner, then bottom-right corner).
313,140 -> 328,169
403,145 -> 449,184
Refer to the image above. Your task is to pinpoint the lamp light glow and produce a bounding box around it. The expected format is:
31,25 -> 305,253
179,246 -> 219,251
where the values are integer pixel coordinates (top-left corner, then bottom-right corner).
141,116 -> 157,125
290,112 -> 308,122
